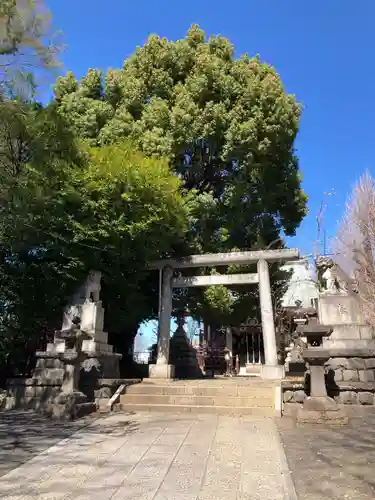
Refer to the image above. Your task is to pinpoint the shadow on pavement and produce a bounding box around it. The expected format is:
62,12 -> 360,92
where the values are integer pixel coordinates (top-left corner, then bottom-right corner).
0,410 -> 138,478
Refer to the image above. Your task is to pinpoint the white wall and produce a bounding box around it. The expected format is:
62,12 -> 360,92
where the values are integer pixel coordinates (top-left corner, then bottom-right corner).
281,258 -> 319,309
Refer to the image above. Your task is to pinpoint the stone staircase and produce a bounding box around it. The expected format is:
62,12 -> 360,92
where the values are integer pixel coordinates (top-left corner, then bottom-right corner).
117,378 -> 279,416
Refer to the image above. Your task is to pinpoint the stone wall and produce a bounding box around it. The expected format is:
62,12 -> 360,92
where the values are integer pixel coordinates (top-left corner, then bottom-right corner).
5,373 -> 141,415
326,353 -> 375,383
6,378 -> 62,412
282,348 -> 375,408
282,379 -> 375,406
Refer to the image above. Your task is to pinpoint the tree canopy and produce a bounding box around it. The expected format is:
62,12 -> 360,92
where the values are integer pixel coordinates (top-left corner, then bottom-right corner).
52,25 -> 307,325
54,26 -> 306,245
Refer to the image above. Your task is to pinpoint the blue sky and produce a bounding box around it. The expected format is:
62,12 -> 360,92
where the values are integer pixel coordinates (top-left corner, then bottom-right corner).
45,1 -> 375,250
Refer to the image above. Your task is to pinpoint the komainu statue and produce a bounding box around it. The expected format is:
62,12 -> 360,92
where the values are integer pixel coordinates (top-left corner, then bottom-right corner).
72,270 -> 102,304
315,256 -> 357,294
62,271 -> 102,330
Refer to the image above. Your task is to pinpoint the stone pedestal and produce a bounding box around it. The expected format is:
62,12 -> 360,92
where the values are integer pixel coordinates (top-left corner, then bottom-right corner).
320,293 -> 375,349
319,292 -> 375,400
5,273 -> 126,416
260,365 -> 285,380
49,300 -> 121,383
319,293 -> 363,324
149,364 -> 175,378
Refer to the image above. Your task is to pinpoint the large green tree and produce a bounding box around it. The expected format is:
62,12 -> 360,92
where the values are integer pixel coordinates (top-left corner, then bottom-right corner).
0,102 -> 188,377
52,25 -> 307,325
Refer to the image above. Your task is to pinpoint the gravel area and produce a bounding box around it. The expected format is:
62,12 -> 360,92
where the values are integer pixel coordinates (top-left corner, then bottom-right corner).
277,414 -> 375,500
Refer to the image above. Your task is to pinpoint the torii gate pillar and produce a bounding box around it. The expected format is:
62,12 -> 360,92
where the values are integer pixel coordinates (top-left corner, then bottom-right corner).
257,259 -> 285,380
149,265 -> 175,378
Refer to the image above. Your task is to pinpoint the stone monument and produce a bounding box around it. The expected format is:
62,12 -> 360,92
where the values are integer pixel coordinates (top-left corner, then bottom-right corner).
48,271 -> 122,383
315,256 -> 375,349
6,270 -> 123,414
169,314 -> 202,379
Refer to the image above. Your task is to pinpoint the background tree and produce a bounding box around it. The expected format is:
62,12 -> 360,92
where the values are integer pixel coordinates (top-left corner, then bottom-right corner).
334,171 -> 375,327
0,0 -> 61,95
52,25 -> 307,325
0,0 -> 63,378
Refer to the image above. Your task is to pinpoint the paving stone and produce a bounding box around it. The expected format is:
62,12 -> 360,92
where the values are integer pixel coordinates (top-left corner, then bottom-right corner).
0,410 -> 297,500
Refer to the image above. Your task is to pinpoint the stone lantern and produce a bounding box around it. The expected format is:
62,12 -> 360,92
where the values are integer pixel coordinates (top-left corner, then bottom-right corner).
297,323 -> 348,425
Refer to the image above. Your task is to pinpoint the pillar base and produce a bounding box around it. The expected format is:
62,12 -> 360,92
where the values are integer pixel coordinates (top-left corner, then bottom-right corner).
148,364 -> 175,379
260,365 -> 285,380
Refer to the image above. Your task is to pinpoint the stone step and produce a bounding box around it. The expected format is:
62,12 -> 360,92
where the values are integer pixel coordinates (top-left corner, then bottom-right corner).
116,403 -> 274,416
120,394 -> 274,407
125,384 -> 275,398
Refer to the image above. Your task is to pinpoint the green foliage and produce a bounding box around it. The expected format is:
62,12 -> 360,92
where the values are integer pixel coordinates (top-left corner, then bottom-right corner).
0,101 -> 188,376
53,26 -> 307,248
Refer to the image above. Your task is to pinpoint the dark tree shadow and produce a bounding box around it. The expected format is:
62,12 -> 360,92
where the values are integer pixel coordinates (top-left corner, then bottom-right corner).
0,409 -> 139,478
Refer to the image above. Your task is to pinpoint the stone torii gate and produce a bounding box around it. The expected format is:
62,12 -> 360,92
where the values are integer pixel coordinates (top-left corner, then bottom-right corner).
149,248 -> 300,380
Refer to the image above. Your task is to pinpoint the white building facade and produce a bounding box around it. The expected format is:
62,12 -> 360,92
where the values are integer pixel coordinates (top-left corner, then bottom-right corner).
281,258 -> 319,309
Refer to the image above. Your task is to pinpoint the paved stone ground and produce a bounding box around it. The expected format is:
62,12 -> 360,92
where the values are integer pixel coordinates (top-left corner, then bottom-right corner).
277,415 -> 375,500
0,411 -> 295,500
0,410 -> 91,478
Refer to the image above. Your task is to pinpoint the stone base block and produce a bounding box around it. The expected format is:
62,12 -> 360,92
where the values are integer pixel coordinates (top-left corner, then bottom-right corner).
149,364 -> 175,379
82,330 -> 108,344
52,391 -> 96,420
260,365 -> 285,380
81,339 -> 113,354
297,396 -> 348,425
